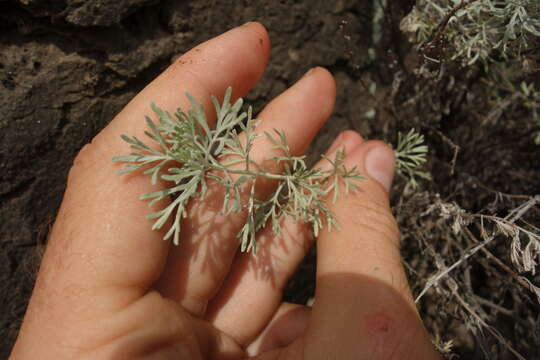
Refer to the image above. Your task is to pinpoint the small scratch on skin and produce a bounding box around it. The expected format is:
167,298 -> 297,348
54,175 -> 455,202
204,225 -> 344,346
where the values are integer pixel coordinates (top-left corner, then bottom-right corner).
367,313 -> 391,333
365,312 -> 395,355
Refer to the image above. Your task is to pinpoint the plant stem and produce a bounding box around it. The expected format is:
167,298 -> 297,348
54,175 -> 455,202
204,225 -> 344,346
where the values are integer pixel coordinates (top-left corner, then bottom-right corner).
210,163 -> 325,181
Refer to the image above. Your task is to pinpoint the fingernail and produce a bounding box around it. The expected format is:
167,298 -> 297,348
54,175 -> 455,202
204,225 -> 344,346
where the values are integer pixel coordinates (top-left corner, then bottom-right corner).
303,67 -> 317,78
322,132 -> 363,173
292,68 -> 316,87
241,21 -> 254,27
326,133 -> 344,157
365,145 -> 395,193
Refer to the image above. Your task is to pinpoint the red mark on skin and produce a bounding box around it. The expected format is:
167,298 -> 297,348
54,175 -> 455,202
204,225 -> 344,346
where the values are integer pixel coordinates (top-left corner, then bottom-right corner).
366,313 -> 392,334
364,312 -> 397,355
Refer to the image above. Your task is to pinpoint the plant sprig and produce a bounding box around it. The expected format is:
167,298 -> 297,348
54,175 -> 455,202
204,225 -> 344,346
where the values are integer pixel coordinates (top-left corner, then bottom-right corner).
113,87 -> 363,253
394,129 -> 431,188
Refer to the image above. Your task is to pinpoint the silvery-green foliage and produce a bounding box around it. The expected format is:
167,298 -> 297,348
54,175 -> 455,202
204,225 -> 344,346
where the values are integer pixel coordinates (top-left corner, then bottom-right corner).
113,88 -> 363,253
394,129 -> 431,188
401,0 -> 540,65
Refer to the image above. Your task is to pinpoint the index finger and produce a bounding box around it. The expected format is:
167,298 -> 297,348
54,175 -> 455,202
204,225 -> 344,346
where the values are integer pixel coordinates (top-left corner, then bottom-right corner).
33,23 -> 270,319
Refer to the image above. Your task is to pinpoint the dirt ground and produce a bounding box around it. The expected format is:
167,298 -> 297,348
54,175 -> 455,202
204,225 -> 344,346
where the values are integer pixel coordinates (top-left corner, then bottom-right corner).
1,0 -> 539,359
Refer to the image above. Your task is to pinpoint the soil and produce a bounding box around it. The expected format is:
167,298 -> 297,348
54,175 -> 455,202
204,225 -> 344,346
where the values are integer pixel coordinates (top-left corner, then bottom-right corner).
1,0 -> 539,359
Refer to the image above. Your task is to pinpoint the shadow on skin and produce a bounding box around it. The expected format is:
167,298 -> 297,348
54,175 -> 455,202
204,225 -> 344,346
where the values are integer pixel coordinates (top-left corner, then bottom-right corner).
162,168 -> 311,304
255,273 -> 441,360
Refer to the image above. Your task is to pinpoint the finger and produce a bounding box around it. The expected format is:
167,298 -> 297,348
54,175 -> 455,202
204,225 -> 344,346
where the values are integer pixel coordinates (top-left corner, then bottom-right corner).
22,22 -> 270,339
13,291 -> 245,359
317,140 -> 406,296
306,141 -> 440,359
87,292 -> 246,360
205,218 -> 311,345
205,131 -> 362,345
107,21 -> 270,142
155,67 -> 336,316
246,302 -> 310,356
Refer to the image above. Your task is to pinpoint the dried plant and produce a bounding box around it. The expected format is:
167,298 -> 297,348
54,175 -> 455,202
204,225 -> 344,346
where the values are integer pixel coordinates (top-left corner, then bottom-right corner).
416,196 -> 540,302
401,193 -> 540,359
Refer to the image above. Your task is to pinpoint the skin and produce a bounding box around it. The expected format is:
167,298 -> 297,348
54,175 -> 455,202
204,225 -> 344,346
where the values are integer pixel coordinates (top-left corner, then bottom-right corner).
10,22 -> 442,360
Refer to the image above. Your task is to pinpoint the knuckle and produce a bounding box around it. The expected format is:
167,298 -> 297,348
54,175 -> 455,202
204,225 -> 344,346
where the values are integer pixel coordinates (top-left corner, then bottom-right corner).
67,142 -> 98,186
100,291 -> 199,359
344,196 -> 400,245
67,134 -> 113,187
144,291 -> 192,334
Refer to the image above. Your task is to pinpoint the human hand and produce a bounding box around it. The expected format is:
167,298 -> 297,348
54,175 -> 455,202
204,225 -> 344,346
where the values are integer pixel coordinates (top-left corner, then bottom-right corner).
10,22 -> 441,360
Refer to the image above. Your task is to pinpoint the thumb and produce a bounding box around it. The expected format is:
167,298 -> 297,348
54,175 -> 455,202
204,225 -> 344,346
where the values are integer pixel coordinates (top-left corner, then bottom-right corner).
317,133 -> 406,296
304,132 -> 440,360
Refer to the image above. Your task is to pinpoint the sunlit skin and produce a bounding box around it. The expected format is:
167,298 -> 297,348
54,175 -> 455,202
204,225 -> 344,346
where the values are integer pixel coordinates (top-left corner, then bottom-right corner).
10,22 -> 441,360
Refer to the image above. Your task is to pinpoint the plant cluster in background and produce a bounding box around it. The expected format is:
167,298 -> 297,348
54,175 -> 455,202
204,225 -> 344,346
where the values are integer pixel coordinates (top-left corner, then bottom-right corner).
374,0 -> 540,358
401,0 -> 540,65
400,0 -> 540,144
